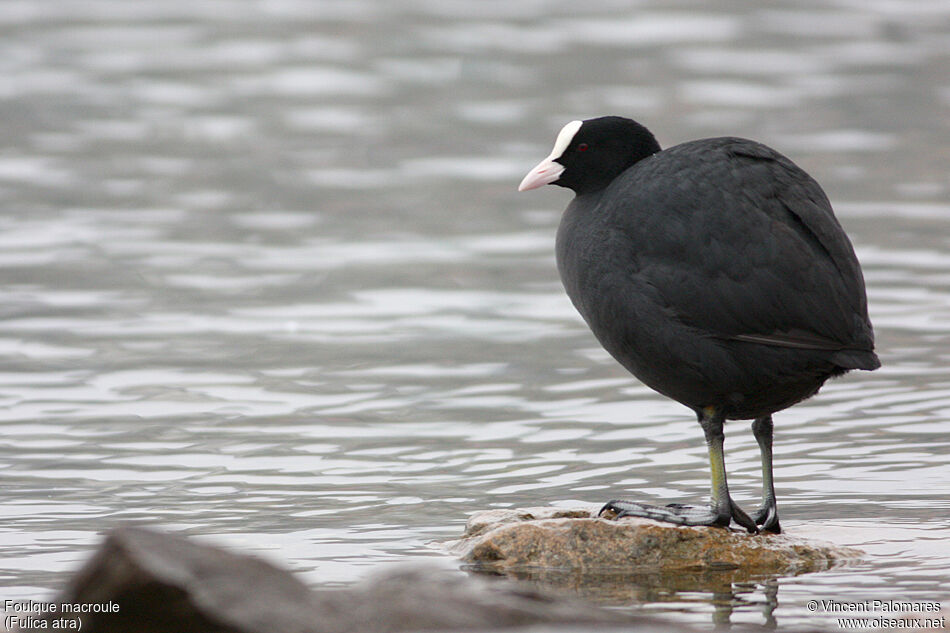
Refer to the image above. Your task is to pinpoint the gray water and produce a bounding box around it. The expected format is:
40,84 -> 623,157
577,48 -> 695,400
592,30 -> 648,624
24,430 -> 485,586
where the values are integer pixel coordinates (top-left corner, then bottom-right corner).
1,1 -> 949,629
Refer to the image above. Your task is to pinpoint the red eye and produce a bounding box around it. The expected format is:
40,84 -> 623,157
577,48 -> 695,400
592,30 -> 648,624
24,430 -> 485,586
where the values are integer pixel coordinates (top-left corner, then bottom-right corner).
577,143 -> 589,152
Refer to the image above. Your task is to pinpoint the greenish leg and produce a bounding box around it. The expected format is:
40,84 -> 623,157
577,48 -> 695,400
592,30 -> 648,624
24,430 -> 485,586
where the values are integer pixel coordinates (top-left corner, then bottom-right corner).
700,407 -> 757,531
600,406 -> 758,534
702,408 -> 733,524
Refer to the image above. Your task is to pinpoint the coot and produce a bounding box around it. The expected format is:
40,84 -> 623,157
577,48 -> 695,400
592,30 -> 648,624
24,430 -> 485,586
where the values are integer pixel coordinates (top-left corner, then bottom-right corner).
519,116 -> 879,533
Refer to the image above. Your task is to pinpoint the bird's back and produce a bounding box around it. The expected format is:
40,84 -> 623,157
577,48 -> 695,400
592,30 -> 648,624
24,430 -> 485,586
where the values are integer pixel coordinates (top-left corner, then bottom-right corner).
556,136 -> 878,418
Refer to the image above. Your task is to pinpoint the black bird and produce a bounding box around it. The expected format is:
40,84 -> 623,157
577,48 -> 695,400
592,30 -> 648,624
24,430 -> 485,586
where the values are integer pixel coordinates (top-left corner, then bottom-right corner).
519,116 -> 879,534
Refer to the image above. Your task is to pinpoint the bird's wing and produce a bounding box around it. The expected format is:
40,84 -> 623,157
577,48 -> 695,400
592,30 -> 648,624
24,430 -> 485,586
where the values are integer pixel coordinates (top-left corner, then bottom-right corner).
729,331 -> 849,351
606,137 -> 874,353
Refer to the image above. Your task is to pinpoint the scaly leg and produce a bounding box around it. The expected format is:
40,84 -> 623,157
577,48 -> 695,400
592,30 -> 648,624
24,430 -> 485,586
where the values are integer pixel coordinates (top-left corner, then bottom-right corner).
751,415 -> 781,533
600,407 -> 758,534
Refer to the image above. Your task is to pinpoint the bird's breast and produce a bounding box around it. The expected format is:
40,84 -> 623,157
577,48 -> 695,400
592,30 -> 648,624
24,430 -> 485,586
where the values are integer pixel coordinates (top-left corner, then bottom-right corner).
555,196 -> 653,350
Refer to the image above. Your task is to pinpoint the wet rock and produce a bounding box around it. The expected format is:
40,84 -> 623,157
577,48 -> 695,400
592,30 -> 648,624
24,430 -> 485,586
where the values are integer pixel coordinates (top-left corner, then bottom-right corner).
448,505 -> 863,576
13,526 -> 678,633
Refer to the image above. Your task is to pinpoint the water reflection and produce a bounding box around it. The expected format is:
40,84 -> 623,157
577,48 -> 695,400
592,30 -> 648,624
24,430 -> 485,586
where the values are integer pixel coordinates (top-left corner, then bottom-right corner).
477,567 -> 783,629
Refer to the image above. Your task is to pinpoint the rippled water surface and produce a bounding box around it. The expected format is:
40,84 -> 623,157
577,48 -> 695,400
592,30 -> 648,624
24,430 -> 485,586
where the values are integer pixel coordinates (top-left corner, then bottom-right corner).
2,1 -> 950,629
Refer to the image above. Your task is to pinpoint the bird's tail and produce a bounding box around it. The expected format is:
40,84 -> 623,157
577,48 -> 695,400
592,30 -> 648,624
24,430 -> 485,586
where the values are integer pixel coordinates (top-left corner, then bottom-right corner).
831,348 -> 881,371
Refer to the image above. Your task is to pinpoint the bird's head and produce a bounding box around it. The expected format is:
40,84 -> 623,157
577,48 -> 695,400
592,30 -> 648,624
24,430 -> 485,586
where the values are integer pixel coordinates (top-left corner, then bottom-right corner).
518,116 -> 661,196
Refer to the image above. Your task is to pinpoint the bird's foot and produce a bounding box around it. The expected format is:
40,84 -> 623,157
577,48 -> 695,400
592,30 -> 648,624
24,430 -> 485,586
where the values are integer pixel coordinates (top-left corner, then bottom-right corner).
600,499 -> 759,534
752,503 -> 781,534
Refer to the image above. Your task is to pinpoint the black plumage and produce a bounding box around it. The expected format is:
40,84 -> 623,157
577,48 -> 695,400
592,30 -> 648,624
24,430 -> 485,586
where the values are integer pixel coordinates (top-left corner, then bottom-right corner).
520,116 -> 879,533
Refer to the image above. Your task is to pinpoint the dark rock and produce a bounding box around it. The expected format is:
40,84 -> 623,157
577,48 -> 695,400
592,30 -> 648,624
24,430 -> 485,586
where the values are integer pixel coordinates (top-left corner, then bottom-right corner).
336,565 -> 669,633
14,527 -> 321,633
13,526 -> 678,633
448,506 -> 863,576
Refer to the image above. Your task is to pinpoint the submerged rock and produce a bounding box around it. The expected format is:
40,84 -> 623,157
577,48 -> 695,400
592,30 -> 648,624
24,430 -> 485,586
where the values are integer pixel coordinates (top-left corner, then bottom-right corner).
449,506 -> 862,576
13,526 -> 679,633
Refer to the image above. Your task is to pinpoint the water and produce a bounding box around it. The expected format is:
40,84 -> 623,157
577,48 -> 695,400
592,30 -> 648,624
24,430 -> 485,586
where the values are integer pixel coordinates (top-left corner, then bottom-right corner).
1,0 -> 949,629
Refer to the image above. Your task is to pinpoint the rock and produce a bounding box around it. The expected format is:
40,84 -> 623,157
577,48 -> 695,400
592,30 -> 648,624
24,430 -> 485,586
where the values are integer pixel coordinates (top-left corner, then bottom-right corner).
448,506 -> 863,577
12,526 -> 679,633
13,526 -> 322,633
337,565 -> 677,633
462,507 -> 594,539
